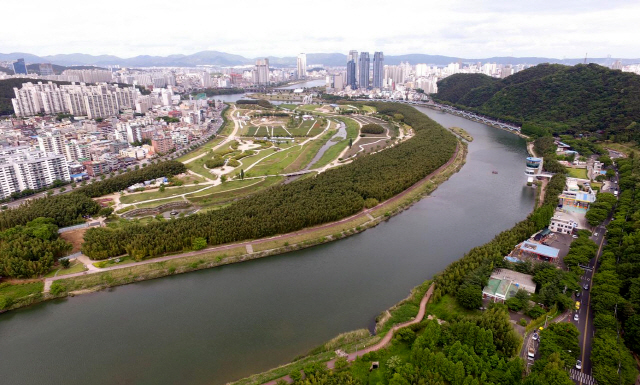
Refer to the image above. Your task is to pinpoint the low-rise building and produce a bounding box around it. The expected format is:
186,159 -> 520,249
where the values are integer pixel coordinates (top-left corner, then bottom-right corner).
549,211 -> 578,234
516,241 -> 560,261
482,268 -> 536,302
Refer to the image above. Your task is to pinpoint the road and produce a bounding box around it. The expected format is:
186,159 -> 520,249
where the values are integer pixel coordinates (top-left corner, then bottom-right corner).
572,167 -> 618,383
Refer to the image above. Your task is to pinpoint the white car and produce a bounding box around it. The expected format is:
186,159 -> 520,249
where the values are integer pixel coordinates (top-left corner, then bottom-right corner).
572,235 -> 578,238
576,360 -> 582,370
574,313 -> 579,321
594,233 -> 599,237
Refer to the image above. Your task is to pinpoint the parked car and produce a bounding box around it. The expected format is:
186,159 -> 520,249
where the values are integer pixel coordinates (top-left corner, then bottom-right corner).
576,360 -> 582,370
532,332 -> 539,341
572,235 -> 579,238
574,313 -> 579,321
170,211 -> 178,215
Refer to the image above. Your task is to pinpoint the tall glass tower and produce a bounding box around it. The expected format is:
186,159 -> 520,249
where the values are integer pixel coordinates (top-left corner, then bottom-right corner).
373,52 -> 384,89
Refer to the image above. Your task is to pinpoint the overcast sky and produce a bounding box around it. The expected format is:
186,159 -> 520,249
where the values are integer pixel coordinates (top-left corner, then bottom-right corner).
2,0 -> 639,58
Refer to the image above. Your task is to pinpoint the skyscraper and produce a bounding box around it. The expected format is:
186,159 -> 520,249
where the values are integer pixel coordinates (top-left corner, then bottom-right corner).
39,63 -> 54,76
358,52 -> 370,89
348,50 -> 358,86
255,59 -> 270,85
373,52 -> 384,89
13,58 -> 27,75
297,53 -> 307,80
346,60 -> 357,89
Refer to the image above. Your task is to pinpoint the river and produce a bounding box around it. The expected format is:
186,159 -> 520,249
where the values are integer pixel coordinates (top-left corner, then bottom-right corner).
0,107 -> 534,385
211,79 -> 325,103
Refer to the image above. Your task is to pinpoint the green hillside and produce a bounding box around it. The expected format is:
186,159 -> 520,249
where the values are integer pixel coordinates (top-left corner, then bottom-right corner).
435,64 -> 640,135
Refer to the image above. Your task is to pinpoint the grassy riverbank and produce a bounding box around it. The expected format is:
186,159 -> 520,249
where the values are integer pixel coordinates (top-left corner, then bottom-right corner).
450,126 -> 473,141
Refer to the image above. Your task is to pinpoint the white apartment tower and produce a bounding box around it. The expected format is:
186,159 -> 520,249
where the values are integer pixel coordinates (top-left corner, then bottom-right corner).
255,59 -> 270,85
297,53 -> 307,80
0,146 -> 71,198
37,130 -> 64,155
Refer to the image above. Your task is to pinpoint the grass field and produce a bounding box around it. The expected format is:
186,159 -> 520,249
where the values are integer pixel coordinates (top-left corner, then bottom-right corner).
249,145 -> 305,175
176,136 -> 225,163
133,197 -> 186,209
44,261 -> 87,278
120,185 -> 206,204
362,105 -> 377,113
278,104 -> 298,110
0,281 -> 44,299
185,178 -> 261,197
567,167 -> 588,179
186,177 -> 284,207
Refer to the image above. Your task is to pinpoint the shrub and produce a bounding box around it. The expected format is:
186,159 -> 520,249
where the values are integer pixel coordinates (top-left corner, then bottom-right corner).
205,158 -> 225,169
192,237 -> 207,251
334,357 -> 349,371
49,281 -> 66,296
361,123 -> 384,134
519,318 -> 528,326
527,305 -> 546,319
60,258 -> 71,268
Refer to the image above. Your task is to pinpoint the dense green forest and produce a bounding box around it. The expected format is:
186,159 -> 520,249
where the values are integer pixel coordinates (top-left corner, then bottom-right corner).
194,88 -> 245,96
0,78 -> 72,116
0,218 -> 71,278
81,103 -> 458,260
589,156 -> 640,385
281,310 -> 582,384
434,64 -> 640,135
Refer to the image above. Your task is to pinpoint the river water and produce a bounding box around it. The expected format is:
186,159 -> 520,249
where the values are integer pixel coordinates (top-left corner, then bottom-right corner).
0,107 -> 534,385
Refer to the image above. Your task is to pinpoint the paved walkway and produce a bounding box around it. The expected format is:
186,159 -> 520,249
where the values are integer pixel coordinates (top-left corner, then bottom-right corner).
262,284 -> 435,385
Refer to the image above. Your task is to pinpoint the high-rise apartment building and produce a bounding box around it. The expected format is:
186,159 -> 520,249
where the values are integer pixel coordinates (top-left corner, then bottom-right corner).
37,130 -> 64,155
0,146 -> 70,198
297,53 -> 307,80
358,52 -> 370,89
255,59 -> 270,85
39,63 -> 55,76
372,52 -> 384,89
12,58 -> 27,75
347,60 -> 357,89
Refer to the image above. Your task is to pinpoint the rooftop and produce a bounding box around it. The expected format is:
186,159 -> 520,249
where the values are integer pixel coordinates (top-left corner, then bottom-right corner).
519,241 -> 560,259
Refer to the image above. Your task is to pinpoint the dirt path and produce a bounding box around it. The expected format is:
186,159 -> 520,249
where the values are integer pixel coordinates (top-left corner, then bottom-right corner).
262,284 -> 436,385
45,143 -> 460,286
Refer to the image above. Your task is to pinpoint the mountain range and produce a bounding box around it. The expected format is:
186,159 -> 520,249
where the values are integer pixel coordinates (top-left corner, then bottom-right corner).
1,51 -> 639,68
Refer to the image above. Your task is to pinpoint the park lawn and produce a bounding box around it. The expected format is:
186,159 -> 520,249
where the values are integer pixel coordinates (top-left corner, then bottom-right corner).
218,107 -> 237,136
591,182 -> 603,191
186,157 -> 214,179
249,145 -> 305,175
133,197 -> 186,209
185,178 -> 262,197
567,167 -> 588,179
362,105 -> 377,113
93,256 -> 136,268
44,261 -> 87,278
238,150 -> 271,170
283,130 -> 335,173
278,103 -> 298,110
0,281 -> 44,299
120,185 -> 207,204
309,117 -> 360,168
189,177 -> 284,207
349,339 -> 412,384
174,174 -> 207,185
299,119 -> 316,130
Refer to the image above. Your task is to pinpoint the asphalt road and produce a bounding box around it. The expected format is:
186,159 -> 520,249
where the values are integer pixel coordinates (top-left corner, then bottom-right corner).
572,168 -> 618,383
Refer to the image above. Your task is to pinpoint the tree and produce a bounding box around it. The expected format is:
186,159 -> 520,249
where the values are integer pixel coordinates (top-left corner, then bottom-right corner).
349,138 -> 353,148
457,284 -> 482,310
159,184 -> 165,192
60,258 -> 70,268
192,237 -> 207,251
240,169 -> 244,180
98,207 -> 114,218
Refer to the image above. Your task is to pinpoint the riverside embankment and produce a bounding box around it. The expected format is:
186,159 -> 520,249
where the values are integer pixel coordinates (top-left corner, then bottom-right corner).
0,108 -> 534,385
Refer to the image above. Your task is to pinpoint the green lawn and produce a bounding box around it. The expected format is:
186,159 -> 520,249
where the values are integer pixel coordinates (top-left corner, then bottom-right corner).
120,185 -> 207,204
278,104 -> 298,110
176,136 -> 224,163
567,167 -> 588,179
93,256 -> 136,268
283,130 -> 335,173
134,197 -> 186,209
188,177 -> 284,207
0,281 -> 44,299
249,145 -> 305,175
44,261 -> 87,278
185,178 -> 262,198
362,105 -> 377,113
186,157 -> 214,179
425,294 -> 480,322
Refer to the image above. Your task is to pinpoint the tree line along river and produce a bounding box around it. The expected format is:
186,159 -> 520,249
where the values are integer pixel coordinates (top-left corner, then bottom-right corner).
0,107 -> 534,385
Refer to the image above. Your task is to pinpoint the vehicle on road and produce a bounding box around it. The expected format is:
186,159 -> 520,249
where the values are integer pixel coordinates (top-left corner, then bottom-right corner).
532,332 -> 538,341
170,211 -> 178,215
614,190 -> 619,197
575,301 -> 581,310
594,232 -> 598,237
576,360 -> 582,370
584,284 -> 590,290
527,346 -> 535,360
576,291 -> 581,298
572,234 -> 578,238
574,313 -> 579,321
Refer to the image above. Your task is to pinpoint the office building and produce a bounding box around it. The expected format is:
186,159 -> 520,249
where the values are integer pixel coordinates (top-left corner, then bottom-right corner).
372,52 -> 384,89
12,58 -> 27,75
348,50 -> 358,86
358,52 -> 370,89
347,60 -> 357,89
0,146 -> 70,198
297,53 -> 307,80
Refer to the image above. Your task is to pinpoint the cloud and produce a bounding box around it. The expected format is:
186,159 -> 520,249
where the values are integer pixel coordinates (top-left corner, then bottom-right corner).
1,0 -> 639,59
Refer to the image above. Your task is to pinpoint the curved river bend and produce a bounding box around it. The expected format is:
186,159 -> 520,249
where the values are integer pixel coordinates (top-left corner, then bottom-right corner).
0,107 -> 534,385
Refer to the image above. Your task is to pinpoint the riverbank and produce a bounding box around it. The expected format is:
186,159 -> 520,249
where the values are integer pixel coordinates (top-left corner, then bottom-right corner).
0,140 -> 466,314
450,126 -> 473,141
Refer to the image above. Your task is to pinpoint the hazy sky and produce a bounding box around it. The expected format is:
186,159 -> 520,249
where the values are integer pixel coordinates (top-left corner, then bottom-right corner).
2,0 -> 639,58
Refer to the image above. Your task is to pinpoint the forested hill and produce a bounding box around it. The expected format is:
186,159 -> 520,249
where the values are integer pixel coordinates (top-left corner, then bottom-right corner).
434,64 -> 640,135
0,78 -> 72,116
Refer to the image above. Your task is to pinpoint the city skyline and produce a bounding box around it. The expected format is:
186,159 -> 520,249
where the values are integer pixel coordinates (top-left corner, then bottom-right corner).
2,0 -> 640,59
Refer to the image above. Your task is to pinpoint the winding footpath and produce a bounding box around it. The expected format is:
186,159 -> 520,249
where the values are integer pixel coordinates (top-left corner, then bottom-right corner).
261,284 -> 436,385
